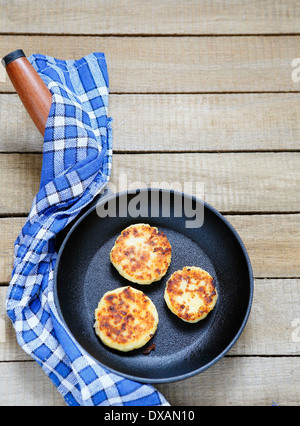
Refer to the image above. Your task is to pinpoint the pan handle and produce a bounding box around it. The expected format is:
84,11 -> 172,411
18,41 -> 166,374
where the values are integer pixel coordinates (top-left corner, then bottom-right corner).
2,49 -> 52,136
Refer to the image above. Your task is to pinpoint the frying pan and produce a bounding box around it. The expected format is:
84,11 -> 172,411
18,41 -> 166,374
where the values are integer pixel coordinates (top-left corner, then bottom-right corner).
3,50 -> 253,383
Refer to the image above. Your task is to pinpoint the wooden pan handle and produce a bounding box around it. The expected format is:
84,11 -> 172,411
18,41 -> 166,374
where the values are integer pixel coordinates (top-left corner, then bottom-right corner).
2,49 -> 52,136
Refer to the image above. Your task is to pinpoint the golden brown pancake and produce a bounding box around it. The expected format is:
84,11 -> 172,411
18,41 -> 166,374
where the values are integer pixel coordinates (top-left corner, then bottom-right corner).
110,223 -> 172,285
94,286 -> 159,352
164,266 -> 218,323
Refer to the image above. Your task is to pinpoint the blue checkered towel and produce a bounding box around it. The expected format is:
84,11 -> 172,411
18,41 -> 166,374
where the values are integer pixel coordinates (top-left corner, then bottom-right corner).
5,53 -> 169,406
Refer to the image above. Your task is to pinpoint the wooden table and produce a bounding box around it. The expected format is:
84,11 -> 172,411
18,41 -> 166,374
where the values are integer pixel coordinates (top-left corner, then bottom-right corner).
0,0 -> 300,406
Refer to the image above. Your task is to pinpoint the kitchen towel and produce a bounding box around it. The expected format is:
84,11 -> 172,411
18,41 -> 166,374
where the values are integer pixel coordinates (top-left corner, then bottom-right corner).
5,52 -> 169,406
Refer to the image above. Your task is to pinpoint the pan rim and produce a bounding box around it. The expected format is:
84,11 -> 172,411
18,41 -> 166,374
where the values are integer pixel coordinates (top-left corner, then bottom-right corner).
53,188 -> 254,384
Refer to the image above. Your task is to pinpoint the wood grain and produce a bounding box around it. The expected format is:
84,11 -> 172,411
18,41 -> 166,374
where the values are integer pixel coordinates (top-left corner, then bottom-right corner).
0,357 -> 298,406
2,93 -> 300,153
1,36 -> 300,93
111,153 -> 300,214
1,214 -> 299,284
227,215 -> 300,278
229,278 -> 300,356
0,154 -> 41,215
0,153 -> 299,215
0,361 -> 66,406
156,357 -> 300,406
0,217 -> 25,284
0,0 -> 299,35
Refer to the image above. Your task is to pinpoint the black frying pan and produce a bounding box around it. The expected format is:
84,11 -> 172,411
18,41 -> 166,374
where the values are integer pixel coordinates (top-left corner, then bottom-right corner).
53,188 -> 253,383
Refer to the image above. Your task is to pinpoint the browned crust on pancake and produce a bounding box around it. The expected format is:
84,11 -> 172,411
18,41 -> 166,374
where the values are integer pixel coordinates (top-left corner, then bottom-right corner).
110,224 -> 172,284
94,286 -> 158,351
164,267 -> 218,323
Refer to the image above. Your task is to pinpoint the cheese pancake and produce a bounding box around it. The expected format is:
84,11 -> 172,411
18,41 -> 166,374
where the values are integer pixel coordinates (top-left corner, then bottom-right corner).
164,267 -> 218,323
94,286 -> 158,352
110,223 -> 172,285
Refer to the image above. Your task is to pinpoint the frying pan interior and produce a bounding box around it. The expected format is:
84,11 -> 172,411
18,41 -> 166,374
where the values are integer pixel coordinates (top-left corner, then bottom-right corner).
54,189 -> 253,383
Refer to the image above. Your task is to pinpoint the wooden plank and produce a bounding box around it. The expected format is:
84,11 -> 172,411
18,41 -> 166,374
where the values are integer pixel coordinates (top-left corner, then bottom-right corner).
156,357 -> 300,406
227,215 -> 300,278
0,94 -> 42,152
229,279 -> 300,356
1,279 -> 299,362
2,93 -> 300,153
0,218 -> 25,284
0,357 -> 298,405
0,361 -> 66,406
0,153 -> 299,215
0,0 -> 299,35
1,213 -> 300,285
112,153 -> 300,214
0,154 -> 41,215
1,36 -> 300,93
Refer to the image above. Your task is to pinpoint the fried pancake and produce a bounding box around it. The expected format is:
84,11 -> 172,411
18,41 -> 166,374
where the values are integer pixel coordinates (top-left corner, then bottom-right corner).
94,286 -> 159,352
164,266 -> 218,323
110,223 -> 172,285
